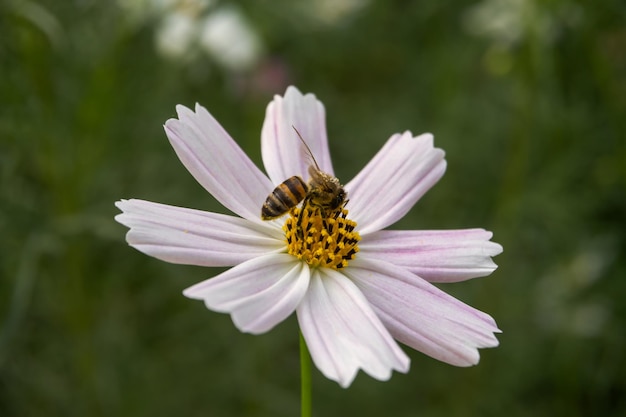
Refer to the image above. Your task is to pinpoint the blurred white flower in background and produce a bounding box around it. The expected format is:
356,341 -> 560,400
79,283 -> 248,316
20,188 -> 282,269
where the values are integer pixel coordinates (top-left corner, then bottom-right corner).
304,0 -> 370,26
116,0 -> 375,90
118,0 -> 263,72
156,10 -> 197,60
199,6 -> 262,71
464,0 -> 584,47
463,0 -> 583,75
464,0 -> 531,47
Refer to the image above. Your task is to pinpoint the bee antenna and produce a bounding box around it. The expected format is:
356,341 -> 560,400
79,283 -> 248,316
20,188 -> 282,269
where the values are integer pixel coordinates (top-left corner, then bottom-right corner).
292,125 -> 321,170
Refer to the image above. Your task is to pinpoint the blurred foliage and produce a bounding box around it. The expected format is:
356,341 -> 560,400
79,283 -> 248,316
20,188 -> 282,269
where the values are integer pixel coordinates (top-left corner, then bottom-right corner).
1,0 -> 625,416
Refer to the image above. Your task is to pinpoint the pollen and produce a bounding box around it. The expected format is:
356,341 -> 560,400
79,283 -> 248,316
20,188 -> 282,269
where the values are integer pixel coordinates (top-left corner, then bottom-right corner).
284,206 -> 360,270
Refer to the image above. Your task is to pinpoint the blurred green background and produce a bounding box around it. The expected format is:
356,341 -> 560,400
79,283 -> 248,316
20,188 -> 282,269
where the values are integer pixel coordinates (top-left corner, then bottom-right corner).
1,0 -> 625,416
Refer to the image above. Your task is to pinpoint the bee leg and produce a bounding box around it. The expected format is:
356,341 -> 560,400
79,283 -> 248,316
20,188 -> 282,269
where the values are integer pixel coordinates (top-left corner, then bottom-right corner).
295,196 -> 311,239
296,212 -> 304,239
320,208 -> 329,232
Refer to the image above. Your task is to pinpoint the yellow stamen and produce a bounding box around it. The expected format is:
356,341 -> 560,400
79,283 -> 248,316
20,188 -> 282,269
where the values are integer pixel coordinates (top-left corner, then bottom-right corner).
284,206 -> 360,269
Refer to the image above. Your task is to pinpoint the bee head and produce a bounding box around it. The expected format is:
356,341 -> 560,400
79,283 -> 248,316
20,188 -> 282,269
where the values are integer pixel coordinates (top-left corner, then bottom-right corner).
331,188 -> 346,210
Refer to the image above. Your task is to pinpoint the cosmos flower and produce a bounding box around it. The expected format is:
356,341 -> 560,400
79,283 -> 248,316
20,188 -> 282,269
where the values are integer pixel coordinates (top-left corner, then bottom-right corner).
115,86 -> 502,388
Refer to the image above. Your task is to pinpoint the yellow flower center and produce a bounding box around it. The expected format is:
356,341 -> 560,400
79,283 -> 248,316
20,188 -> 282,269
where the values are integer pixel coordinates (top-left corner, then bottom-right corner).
284,205 -> 360,269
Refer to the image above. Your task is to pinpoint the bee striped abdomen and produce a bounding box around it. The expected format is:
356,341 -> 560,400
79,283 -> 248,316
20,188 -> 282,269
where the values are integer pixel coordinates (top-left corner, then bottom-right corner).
261,176 -> 308,220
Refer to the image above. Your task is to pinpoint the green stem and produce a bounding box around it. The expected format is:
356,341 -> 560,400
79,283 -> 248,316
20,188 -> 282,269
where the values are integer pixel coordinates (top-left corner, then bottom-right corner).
300,331 -> 312,417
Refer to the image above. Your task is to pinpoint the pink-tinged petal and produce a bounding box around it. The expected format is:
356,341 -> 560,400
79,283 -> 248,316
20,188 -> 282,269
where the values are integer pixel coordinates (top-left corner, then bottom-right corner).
183,254 -> 309,334
164,103 -> 274,222
345,132 -> 446,235
297,269 -> 409,388
115,199 -> 284,267
261,86 -> 334,183
347,258 -> 500,367
360,229 -> 503,283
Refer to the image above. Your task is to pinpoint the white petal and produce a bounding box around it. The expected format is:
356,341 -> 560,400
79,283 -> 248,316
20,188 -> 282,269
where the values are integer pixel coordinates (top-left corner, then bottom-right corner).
184,254 -> 309,334
164,103 -> 274,222
360,229 -> 503,282
115,199 -> 284,267
297,269 -> 409,388
346,258 -> 500,367
345,132 -> 446,235
261,86 -> 334,183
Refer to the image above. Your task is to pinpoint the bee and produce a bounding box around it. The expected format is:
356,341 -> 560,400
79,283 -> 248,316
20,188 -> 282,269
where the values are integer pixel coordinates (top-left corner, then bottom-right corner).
261,127 -> 347,225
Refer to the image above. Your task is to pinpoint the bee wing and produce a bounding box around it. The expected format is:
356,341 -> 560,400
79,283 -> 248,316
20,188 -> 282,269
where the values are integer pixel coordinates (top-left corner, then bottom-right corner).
296,146 -> 316,176
293,126 -> 320,172
299,127 -> 334,178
